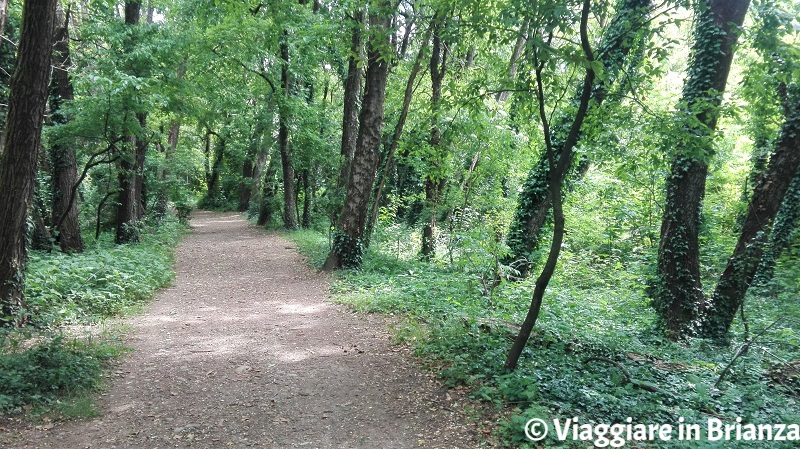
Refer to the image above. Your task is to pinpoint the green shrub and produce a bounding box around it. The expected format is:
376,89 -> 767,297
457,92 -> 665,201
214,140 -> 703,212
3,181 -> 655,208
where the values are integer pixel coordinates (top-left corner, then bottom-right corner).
0,335 -> 115,413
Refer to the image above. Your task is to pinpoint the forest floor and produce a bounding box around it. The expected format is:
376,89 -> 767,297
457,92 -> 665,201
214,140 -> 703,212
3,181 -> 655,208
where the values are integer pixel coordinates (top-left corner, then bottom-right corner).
1,211 -> 485,449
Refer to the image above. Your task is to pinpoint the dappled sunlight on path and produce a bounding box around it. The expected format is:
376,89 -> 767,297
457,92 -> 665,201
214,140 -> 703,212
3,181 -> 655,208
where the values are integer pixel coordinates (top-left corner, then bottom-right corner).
3,211 -> 480,449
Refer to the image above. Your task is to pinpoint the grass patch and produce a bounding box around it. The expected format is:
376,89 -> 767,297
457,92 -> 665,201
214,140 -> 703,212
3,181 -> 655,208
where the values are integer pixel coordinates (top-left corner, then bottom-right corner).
1,216 -> 184,418
289,228 -> 800,448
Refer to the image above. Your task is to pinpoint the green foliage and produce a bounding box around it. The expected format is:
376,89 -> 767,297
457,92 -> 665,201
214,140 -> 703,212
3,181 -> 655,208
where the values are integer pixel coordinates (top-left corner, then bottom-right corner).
292,212 -> 800,447
0,335 -> 120,414
23,219 -> 182,326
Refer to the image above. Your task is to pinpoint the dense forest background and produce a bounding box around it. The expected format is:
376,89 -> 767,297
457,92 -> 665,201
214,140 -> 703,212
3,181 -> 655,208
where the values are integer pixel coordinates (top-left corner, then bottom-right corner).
1,0 -> 799,446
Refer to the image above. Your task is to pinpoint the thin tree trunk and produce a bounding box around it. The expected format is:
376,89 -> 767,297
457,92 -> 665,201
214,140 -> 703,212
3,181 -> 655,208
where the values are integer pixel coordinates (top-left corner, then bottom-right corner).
279,33 -> 297,229
506,0 -> 596,371
505,0 -> 654,277
301,170 -> 311,228
652,0 -> 750,337
421,16 -> 448,260
0,0 -> 58,325
701,85 -> 800,338
323,0 -> 393,270
258,150 -> 280,227
496,19 -> 529,103
0,0 -> 7,37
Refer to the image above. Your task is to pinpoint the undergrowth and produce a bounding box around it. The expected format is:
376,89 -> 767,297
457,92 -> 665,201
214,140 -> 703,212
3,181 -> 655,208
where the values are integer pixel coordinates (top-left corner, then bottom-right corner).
289,228 -> 800,448
0,216 -> 184,417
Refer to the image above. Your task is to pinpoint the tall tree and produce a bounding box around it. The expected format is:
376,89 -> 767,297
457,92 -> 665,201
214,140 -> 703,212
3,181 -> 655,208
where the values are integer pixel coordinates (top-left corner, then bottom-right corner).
651,0 -> 750,337
337,9 -> 364,192
701,83 -> 799,338
49,3 -> 84,253
506,0 -> 596,371
115,0 -> 147,244
323,0 -> 393,270
504,0 -> 654,276
420,12 -> 449,260
0,0 -> 58,324
278,30 -> 298,229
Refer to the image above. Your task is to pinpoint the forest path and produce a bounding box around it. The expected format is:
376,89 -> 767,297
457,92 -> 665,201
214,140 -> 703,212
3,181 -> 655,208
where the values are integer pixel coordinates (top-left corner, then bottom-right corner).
4,211 -> 482,448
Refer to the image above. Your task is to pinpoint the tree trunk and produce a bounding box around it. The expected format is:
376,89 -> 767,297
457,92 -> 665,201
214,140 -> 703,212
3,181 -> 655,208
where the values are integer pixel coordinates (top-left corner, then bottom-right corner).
365,22 -> 432,246
0,0 -> 58,325
496,19 -> 529,103
337,10 -> 364,192
755,172 -> 800,285
420,16 -> 448,260
301,170 -> 311,228
257,150 -> 280,227
115,1 -> 144,244
0,0 -> 7,37
153,119 -> 180,219
505,0 -> 654,277
49,4 -> 83,253
323,0 -> 393,270
700,85 -> 800,338
206,133 -> 225,202
506,0 -> 596,371
652,0 -> 750,337
279,34 -> 297,229
133,112 -> 147,219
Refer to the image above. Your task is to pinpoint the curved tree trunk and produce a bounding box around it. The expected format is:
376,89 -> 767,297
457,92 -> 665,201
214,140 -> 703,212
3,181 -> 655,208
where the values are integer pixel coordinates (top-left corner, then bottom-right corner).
652,0 -> 750,338
0,0 -> 58,325
701,85 -> 800,338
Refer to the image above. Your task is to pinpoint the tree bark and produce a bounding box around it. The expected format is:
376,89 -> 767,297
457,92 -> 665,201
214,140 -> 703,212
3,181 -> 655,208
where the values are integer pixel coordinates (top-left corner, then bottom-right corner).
337,10 -> 364,192
49,4 -> 84,252
496,19 -> 529,103
0,0 -> 7,39
257,149 -> 280,226
421,16 -> 448,260
323,0 -> 393,270
505,0 -> 654,277
506,0 -> 596,371
652,0 -> 750,337
365,22 -> 432,247
279,33 -> 297,229
0,0 -> 57,325
701,85 -> 800,338
115,1 -> 145,244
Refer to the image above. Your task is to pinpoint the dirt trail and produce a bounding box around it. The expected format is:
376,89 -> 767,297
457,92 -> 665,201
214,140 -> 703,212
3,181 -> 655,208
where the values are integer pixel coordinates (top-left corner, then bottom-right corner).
3,211 -> 483,448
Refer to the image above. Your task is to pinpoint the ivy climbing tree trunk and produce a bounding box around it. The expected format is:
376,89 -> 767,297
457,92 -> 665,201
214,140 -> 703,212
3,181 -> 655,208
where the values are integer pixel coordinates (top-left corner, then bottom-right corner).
49,4 -> 83,253
700,85 -> 800,338
652,0 -> 750,338
756,172 -> 800,285
504,0 -> 653,277
0,0 -> 57,324
323,0 -> 393,270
